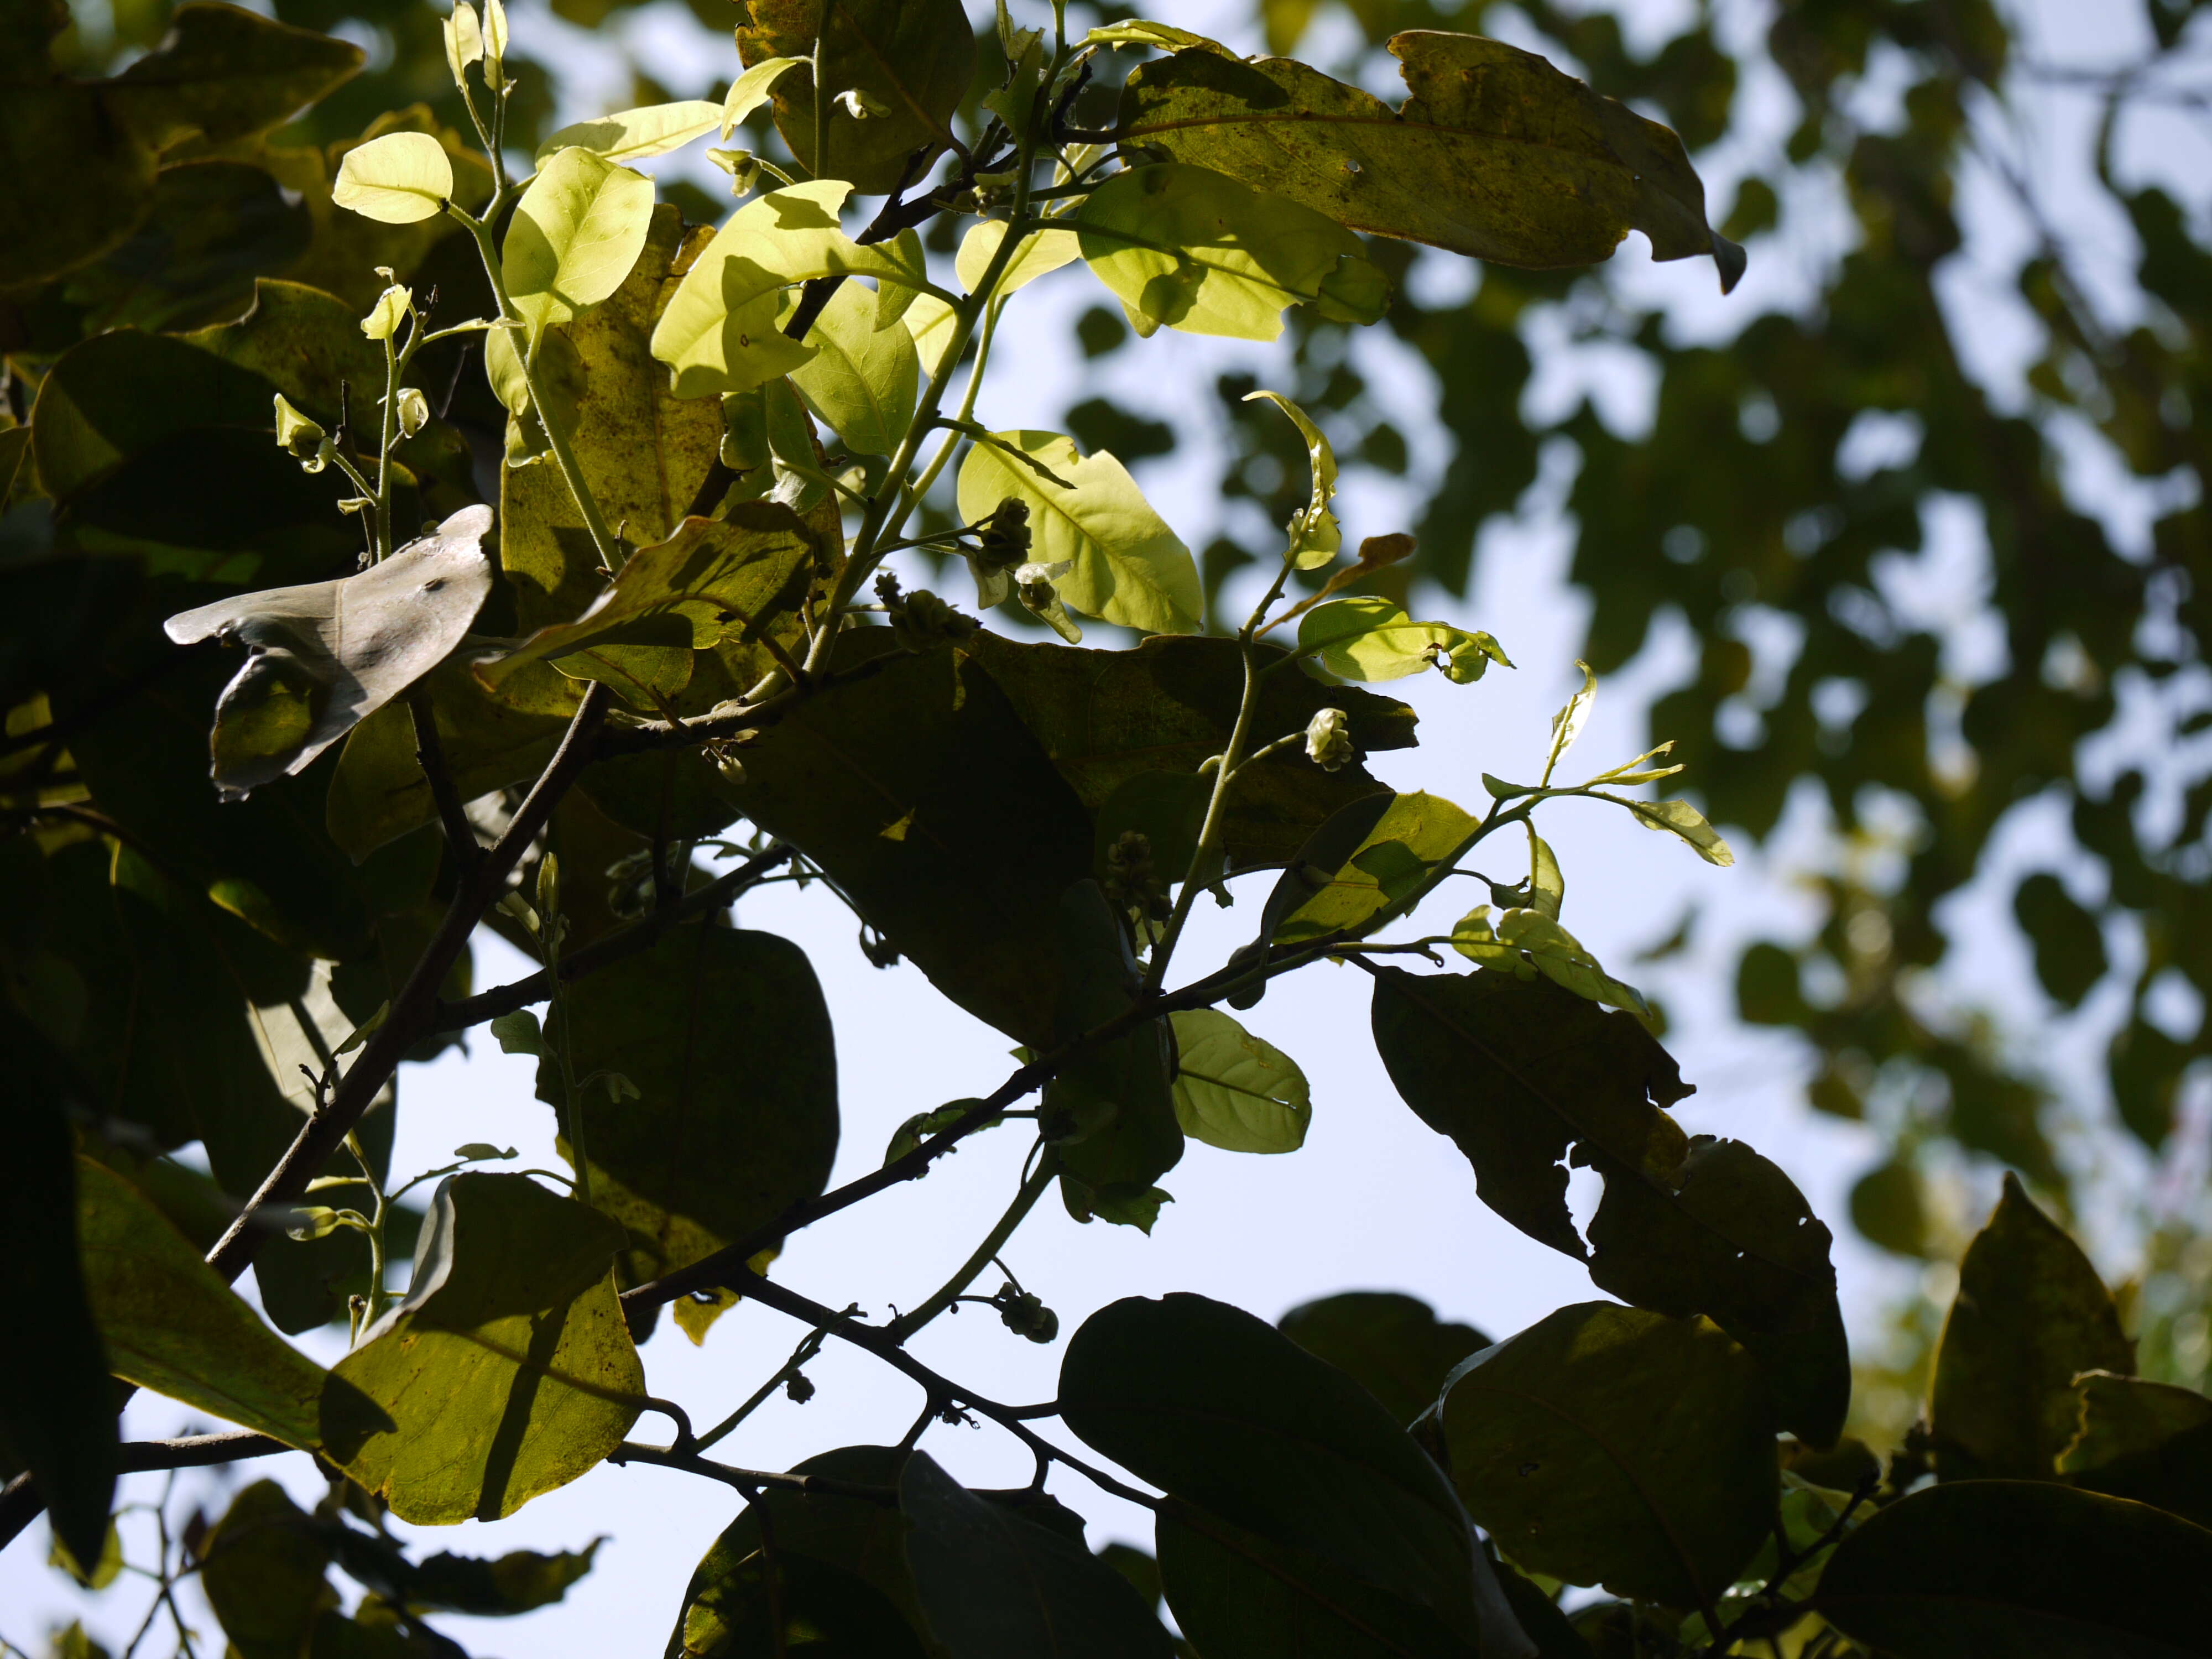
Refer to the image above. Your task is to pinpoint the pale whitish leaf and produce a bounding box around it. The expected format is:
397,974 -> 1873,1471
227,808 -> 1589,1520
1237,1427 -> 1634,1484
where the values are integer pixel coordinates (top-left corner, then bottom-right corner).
722,54 -> 803,139
536,101 -> 722,164
1245,390 -> 1339,566
482,0 -> 506,71
504,148 -> 656,345
332,132 -> 453,225
1542,661 -> 1598,782
1615,796 -> 1735,867
1452,905 -> 1649,1016
488,1010 -> 543,1057
957,430 -> 1202,635
1170,1009 -> 1311,1154
1073,163 -> 1389,341
956,218 -> 1081,299
444,2 -> 482,82
651,181 -> 930,399
787,279 -> 918,456
1297,596 -> 1510,683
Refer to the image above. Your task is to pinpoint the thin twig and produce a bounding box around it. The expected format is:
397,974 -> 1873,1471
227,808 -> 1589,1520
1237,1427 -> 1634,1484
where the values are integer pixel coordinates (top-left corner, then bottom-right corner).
406,686 -> 481,874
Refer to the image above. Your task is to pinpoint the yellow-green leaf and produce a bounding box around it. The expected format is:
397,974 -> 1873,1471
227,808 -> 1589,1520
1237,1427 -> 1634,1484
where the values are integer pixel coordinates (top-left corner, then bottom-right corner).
1073,163 -> 1389,341
957,218 -> 1082,298
957,430 -> 1201,635
1451,905 -> 1648,1016
787,279 -> 918,457
504,148 -> 657,345
720,53 -> 804,140
1273,790 -> 1479,945
1614,795 -> 1735,867
1244,390 -> 1338,566
332,130 -> 454,224
536,100 -> 723,164
1297,595 -> 1509,682
1169,1009 -> 1311,1154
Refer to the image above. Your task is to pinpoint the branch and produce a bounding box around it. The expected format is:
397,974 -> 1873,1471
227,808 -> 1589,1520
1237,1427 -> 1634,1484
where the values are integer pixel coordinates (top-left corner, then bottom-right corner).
607,1442 -> 898,1505
0,1433 -> 290,1551
406,686 -> 482,874
432,843 -> 793,1031
204,684 -> 611,1286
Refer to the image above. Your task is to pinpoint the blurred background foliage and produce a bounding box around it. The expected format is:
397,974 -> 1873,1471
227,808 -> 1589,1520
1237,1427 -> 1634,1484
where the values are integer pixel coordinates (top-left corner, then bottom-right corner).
11,0 -> 2212,1447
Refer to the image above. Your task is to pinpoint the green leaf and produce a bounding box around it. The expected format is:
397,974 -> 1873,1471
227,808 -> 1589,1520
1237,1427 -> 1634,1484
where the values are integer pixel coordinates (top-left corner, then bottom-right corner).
201,1481 -> 336,1659
1117,35 -> 1745,290
2014,871 -> 2109,1009
1610,795 -> 1734,866
504,148 -> 658,346
1060,1293 -> 1521,1649
721,53 -> 804,139
60,159 -> 312,336
1815,1480 -> 2212,1658
669,1444 -> 935,1656
1277,1292 -> 1489,1429
325,1531 -> 602,1616
538,926 -> 838,1332
2057,1371 -> 2212,1526
1298,597 -> 1510,684
957,429 -> 1202,635
75,1156 -> 332,1449
1272,791 -> 1480,946
102,2 -> 364,153
1084,20 -> 1232,53
333,131 -> 455,224
323,1172 -> 644,1524
1073,163 -> 1389,341
478,504 -> 816,708
0,1030 -> 117,1574
734,0 -> 973,195
1930,1173 -> 2135,1481
787,278 -> 920,457
1244,390 -> 1340,566
325,651 -> 581,860
956,218 -> 1083,298
162,505 -> 494,799
651,181 -> 933,399
1435,1302 -> 1776,1607
901,1451 -> 1177,1656
1156,1508 -> 1482,1659
1448,906 -> 1647,1016
1368,967 -> 1689,1261
714,644 -> 1096,1044
1582,1134 -> 1851,1448
489,1010 -> 544,1057
536,100 -> 723,164
964,630 -> 1413,870
1169,1008 -> 1311,1154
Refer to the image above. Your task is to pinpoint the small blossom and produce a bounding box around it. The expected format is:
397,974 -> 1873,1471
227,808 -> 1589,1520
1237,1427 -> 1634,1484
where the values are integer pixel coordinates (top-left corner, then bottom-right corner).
272,394 -> 327,470
1305,707 -> 1354,771
361,283 -> 411,341
395,386 -> 431,437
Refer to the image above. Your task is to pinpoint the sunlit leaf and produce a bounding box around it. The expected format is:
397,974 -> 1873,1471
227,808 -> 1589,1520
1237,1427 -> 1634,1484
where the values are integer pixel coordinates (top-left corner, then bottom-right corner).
1168,1008 -> 1311,1154
1298,596 -> 1510,684
788,278 -> 919,457
504,148 -> 656,346
536,100 -> 723,164
957,218 -> 1082,299
1244,390 -> 1339,566
332,131 -> 454,225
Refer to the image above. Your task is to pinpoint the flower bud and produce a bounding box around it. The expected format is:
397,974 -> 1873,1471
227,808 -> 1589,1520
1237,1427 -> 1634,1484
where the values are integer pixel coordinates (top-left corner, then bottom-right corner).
993,1286 -> 1060,1344
707,147 -> 762,197
361,283 -> 411,341
395,385 -> 431,437
444,1 -> 483,85
272,394 -> 327,465
973,498 -> 1032,571
834,88 -> 889,119
1305,706 -> 1354,771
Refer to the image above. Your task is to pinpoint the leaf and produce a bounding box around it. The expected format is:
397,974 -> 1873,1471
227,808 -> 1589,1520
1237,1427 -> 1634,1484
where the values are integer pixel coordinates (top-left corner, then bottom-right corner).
325,651 -> 581,860
201,1481 -> 336,1659
60,159 -> 312,336
161,505 -> 494,799
1929,1173 -> 2135,1481
651,180 -> 932,399
538,926 -> 838,1331
102,2 -> 364,152
788,278 -> 920,456
956,218 -> 1083,298
1169,1008 -> 1311,1153
713,644 -> 1096,1044
1060,1293 -> 1521,1649
1156,1508 -> 1482,1659
669,1445 -> 934,1657
721,53 -> 804,139
1298,597 -> 1510,684
489,1010 -> 544,1057
0,1025 -> 117,1574
1582,1134 -> 1851,1448
325,1532 -> 602,1616
536,100 -> 723,163
2058,1372 -> 2212,1526
501,205 -> 733,638
957,430 -> 1202,634
1541,663 -> 1595,780
734,0 -> 974,195
1611,795 -> 1734,867
901,1451 -> 1178,1657
1277,1292 -> 1489,1429
333,131 -> 455,224
963,631 -> 1413,870
1815,1480 -> 2212,1658
504,148 -> 657,346
323,1173 -> 644,1524
1272,791 -> 1480,946
1116,34 -> 1745,291
1368,967 -> 1689,1261
1085,20 -> 1233,53
75,1156 -> 332,1450
1435,1302 -> 1776,1607
1244,390 -> 1340,566
1449,907 -> 1647,1016
1073,163 -> 1389,341
478,505 -> 816,708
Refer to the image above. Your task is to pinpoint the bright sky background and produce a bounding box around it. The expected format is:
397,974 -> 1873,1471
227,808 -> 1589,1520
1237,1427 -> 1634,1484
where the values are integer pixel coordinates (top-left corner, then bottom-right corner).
11,0 -> 2212,1652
